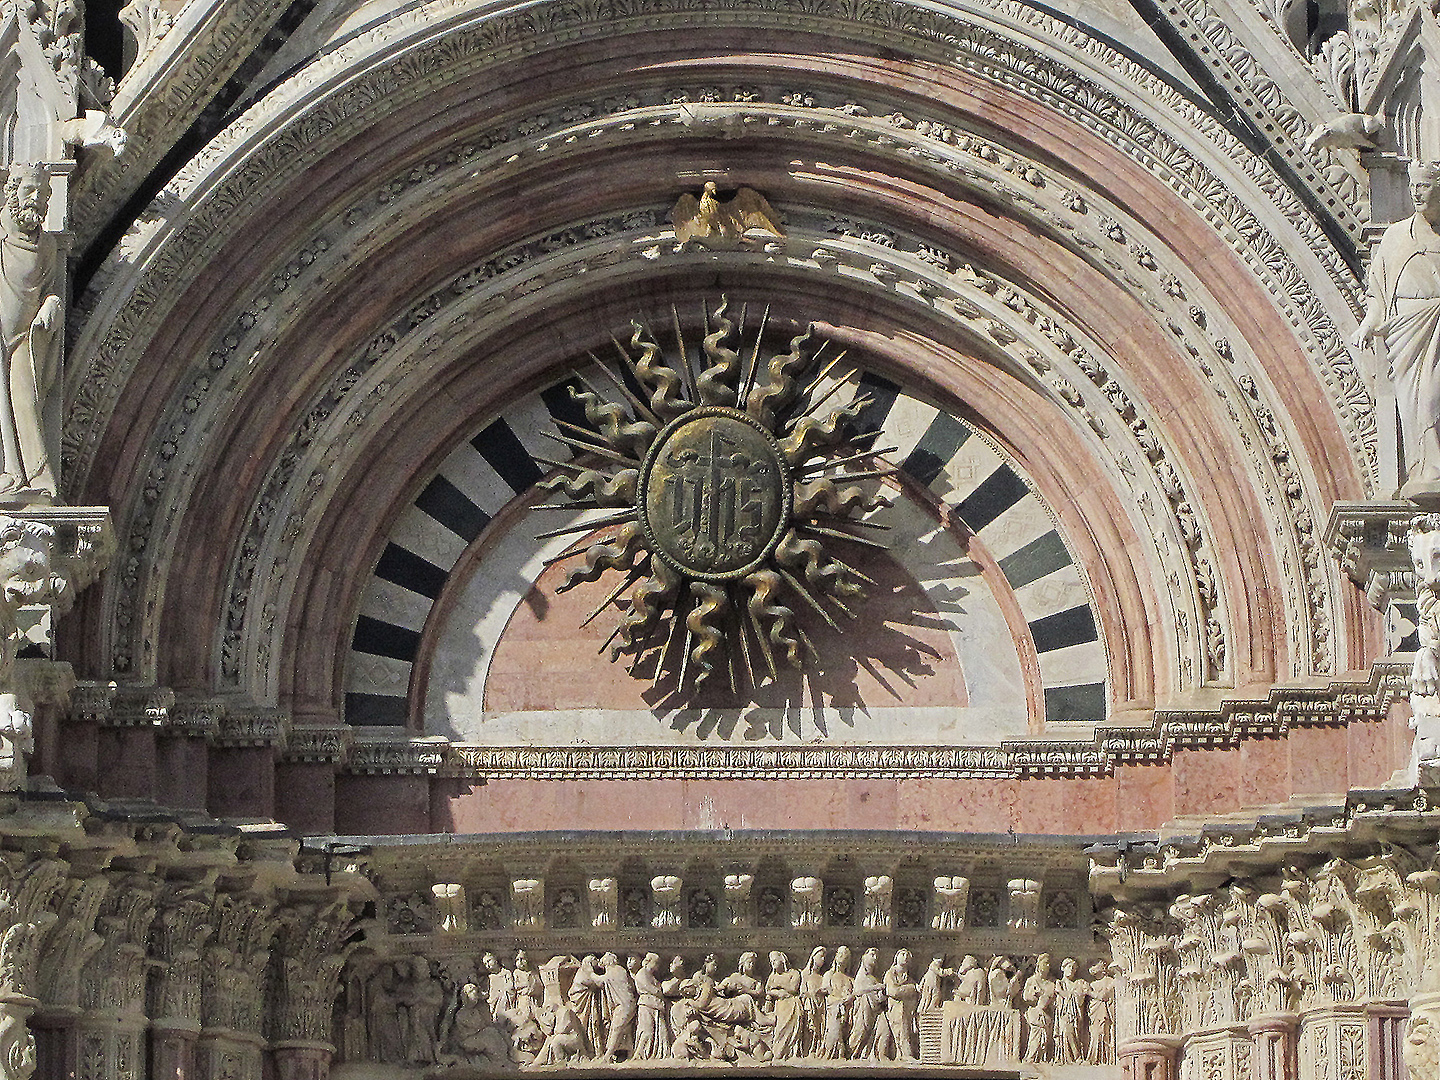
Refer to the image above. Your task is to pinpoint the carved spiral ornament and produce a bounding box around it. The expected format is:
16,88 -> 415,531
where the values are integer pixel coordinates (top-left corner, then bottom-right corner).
539,296 -> 892,689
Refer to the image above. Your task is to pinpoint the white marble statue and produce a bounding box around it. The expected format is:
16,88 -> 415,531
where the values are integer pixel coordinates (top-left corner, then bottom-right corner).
0,517 -> 62,790
1409,516 -> 1440,781
1356,161 -> 1440,496
0,166 -> 60,499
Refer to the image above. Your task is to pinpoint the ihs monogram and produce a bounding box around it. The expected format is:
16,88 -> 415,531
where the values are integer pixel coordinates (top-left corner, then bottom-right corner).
537,296 -> 893,689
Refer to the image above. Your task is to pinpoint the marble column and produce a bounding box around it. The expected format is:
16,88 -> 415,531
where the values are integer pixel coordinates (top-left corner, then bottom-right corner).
151,1025 -> 199,1080
1119,1034 -> 1182,1080
1249,1012 -> 1298,1080
273,1043 -> 332,1080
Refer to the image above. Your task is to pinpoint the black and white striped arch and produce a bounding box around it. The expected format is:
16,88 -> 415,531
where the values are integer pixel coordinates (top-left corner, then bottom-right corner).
345,372 -> 1107,727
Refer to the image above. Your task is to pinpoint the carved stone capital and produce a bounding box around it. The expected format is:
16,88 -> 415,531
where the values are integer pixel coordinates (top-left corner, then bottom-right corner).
213,708 -> 288,749
347,733 -> 447,774
281,724 -> 352,764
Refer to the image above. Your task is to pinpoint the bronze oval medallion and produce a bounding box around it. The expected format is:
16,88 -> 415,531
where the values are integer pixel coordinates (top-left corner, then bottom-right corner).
640,406 -> 792,582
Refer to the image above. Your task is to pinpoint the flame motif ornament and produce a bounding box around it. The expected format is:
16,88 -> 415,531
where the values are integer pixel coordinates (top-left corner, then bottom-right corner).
537,297 -> 894,689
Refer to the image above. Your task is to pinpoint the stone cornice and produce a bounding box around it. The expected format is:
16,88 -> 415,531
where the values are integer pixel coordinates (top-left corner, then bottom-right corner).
331,669 -> 1394,780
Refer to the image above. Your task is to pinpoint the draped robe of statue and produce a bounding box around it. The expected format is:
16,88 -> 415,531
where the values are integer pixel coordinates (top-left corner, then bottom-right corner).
0,213 -> 57,497
1368,212 -> 1440,493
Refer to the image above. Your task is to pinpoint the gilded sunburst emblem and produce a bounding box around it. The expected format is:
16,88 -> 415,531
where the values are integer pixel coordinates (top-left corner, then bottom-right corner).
537,297 -> 894,688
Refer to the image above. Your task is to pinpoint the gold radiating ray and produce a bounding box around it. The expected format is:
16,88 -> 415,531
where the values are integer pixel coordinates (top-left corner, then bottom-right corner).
540,430 -> 635,466
533,510 -> 637,541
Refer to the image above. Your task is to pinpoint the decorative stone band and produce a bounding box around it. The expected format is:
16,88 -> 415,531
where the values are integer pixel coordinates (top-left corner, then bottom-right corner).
344,945 -> 1115,1070
335,669 -> 1388,778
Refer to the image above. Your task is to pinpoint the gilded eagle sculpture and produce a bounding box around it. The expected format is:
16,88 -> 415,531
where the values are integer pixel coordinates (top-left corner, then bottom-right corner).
670,183 -> 786,249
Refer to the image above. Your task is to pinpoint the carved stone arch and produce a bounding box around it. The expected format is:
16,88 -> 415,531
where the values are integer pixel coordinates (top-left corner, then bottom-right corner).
57,0 -> 1383,765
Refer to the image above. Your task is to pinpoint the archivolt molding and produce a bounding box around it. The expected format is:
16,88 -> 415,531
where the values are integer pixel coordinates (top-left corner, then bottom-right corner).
66,0 -> 295,250
66,0 -> 1373,514
220,205 -> 1265,722
79,88 -> 1349,702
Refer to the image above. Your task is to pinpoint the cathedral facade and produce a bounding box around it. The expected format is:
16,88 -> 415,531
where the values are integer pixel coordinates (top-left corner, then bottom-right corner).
0,0 -> 1432,1074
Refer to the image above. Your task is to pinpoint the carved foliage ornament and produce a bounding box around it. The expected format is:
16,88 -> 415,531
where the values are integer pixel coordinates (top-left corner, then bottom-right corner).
540,294 -> 890,688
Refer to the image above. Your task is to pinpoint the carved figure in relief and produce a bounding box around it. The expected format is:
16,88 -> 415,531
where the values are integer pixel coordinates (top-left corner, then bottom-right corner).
849,947 -> 889,1059
0,165 -> 59,498
510,952 -> 546,1057
819,946 -> 853,1060
954,955 -> 985,1005
767,951 -> 803,1058
1355,161 -> 1440,496
662,955 -> 694,1037
1021,954 -> 1057,1063
632,953 -> 669,1060
442,982 -> 513,1067
368,965 -> 405,1063
397,957 -> 445,1065
567,955 -> 607,1055
920,956 -> 953,1011
1055,958 -> 1087,1064
884,948 -> 921,1062
1086,961 -> 1115,1065
798,946 -> 827,1057
988,956 -> 1018,1008
688,952 -> 773,1062
1409,517 -> 1440,779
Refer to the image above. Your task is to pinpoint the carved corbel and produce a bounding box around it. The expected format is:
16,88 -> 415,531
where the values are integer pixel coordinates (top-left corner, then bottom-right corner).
790,876 -> 822,929
588,877 -> 617,930
650,875 -> 682,930
511,878 -> 543,930
863,875 -> 893,930
1007,878 -> 1042,932
430,884 -> 466,933
724,873 -> 752,928
933,875 -> 970,931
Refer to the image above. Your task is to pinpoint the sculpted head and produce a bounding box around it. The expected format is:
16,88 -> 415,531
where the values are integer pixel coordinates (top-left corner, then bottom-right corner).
4,165 -> 48,237
833,946 -> 851,970
808,946 -> 826,971
861,947 -> 879,972
0,518 -> 60,615
1413,161 -> 1440,221
769,950 -> 788,972
1062,957 -> 1078,978
1412,516 -> 1440,593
